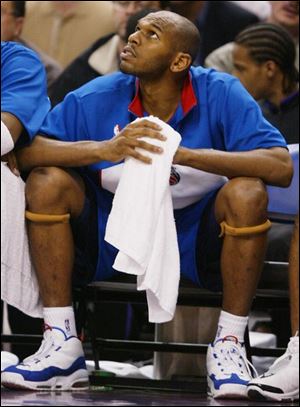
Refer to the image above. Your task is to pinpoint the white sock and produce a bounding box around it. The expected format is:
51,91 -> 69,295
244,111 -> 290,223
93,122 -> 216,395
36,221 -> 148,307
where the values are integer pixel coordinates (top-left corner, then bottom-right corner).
43,306 -> 77,338
215,310 -> 248,343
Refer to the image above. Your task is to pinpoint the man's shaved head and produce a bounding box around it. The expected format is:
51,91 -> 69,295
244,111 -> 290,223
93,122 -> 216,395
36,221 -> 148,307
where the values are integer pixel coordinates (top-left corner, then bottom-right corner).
140,11 -> 200,62
121,10 -> 201,79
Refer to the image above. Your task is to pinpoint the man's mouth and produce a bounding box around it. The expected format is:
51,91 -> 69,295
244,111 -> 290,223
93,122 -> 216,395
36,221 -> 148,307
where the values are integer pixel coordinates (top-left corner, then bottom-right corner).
120,45 -> 136,60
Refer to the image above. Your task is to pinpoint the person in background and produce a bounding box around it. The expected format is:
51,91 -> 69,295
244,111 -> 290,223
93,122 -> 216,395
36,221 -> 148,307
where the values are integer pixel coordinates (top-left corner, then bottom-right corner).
166,0 -> 259,66
21,1 -> 115,68
1,1 -> 62,88
232,22 -> 298,145
232,1 -> 271,20
205,1 -> 299,73
49,1 -> 164,106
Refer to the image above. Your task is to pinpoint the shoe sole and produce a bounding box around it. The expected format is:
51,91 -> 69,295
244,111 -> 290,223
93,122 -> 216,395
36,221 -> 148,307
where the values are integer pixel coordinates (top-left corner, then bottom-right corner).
208,381 -> 248,399
247,386 -> 299,402
1,369 -> 89,391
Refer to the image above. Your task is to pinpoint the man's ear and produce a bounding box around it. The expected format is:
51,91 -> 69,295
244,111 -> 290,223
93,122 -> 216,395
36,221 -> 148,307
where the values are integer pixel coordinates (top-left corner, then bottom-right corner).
264,60 -> 277,79
170,52 -> 192,73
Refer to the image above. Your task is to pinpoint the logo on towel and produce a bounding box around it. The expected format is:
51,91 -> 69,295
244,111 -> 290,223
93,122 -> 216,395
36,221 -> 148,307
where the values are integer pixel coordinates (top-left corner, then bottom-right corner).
169,166 -> 181,186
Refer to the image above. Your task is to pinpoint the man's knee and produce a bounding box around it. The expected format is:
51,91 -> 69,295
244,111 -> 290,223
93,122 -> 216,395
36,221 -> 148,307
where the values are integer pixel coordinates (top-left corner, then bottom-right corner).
25,167 -> 84,213
215,177 -> 268,224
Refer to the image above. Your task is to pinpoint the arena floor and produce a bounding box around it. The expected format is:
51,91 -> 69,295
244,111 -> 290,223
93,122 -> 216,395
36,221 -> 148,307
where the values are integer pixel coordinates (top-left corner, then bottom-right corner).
1,388 -> 299,406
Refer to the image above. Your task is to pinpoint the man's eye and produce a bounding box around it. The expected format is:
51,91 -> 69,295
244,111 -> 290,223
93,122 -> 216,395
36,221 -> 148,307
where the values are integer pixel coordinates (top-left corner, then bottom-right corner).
149,32 -> 159,39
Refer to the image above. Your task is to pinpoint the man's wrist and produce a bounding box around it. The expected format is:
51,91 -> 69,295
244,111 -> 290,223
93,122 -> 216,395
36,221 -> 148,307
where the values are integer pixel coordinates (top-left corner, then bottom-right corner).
94,140 -> 111,162
174,146 -> 195,165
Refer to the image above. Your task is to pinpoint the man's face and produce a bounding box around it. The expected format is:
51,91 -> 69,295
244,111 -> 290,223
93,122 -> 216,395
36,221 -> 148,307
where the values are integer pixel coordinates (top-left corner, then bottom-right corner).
270,1 -> 299,32
120,12 -> 177,78
113,1 -> 153,41
1,1 -> 23,41
232,44 -> 269,101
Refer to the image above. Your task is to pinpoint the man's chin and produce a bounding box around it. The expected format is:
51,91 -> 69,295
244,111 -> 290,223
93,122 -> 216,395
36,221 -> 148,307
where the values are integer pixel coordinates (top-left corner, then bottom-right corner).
120,62 -> 136,75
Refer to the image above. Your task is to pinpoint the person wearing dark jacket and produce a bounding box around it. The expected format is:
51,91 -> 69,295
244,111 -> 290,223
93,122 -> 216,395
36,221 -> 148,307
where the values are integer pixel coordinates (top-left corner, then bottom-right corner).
167,1 -> 259,65
1,1 -> 62,88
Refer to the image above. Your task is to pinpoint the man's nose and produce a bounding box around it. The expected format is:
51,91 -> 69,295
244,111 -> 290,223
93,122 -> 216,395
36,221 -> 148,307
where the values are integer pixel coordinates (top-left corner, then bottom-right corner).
128,30 -> 140,45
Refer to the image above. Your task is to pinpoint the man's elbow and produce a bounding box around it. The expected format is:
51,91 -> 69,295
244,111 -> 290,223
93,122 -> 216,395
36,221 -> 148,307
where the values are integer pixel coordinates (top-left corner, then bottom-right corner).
275,156 -> 294,187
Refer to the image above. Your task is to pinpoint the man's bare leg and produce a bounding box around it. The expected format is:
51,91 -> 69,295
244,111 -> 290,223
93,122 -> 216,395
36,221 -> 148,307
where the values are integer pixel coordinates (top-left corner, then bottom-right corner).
215,177 -> 269,317
1,166 -> 89,390
207,178 -> 268,398
25,166 -> 86,307
206,177 -> 270,399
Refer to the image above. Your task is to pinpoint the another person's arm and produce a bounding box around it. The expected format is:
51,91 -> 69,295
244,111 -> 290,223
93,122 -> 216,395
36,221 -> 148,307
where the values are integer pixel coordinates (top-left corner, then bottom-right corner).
1,42 -> 50,169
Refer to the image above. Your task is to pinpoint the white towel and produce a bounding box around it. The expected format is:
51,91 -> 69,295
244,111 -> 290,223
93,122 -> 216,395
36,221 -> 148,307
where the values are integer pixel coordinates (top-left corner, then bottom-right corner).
1,121 -> 43,318
101,163 -> 228,210
105,116 -> 181,323
1,120 -> 14,156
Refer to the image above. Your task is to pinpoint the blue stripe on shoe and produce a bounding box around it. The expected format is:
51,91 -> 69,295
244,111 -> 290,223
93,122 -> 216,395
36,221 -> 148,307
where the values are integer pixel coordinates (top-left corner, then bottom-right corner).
209,373 -> 249,390
3,356 -> 86,382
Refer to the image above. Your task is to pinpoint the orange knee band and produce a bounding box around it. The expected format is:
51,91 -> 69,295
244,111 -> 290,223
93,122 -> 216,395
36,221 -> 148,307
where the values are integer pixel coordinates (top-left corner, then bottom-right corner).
25,210 -> 70,224
219,219 -> 272,237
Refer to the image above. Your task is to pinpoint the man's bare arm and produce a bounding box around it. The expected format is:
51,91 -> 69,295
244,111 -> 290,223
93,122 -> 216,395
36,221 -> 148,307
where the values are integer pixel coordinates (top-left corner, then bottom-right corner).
173,147 -> 293,187
16,120 -> 166,171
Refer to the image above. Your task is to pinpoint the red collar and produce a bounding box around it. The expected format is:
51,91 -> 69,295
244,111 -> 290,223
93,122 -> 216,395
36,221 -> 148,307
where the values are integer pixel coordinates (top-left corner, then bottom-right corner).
128,72 -> 197,118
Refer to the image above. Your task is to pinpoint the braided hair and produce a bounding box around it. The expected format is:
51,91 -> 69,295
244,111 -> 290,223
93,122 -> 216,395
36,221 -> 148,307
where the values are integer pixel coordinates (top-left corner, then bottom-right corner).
235,23 -> 299,94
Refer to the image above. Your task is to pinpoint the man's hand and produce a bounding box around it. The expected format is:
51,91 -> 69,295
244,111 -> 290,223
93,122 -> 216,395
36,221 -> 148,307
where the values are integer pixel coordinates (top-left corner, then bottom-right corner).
1,151 -> 20,176
103,119 -> 166,164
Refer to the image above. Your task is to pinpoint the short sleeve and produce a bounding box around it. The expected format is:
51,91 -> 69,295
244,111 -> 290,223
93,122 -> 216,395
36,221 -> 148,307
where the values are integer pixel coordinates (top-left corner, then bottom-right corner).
39,91 -> 88,142
1,42 -> 50,144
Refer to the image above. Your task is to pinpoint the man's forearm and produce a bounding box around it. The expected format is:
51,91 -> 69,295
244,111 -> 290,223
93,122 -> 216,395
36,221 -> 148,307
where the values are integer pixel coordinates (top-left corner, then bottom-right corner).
174,147 -> 293,187
16,120 -> 166,171
16,136 -> 110,171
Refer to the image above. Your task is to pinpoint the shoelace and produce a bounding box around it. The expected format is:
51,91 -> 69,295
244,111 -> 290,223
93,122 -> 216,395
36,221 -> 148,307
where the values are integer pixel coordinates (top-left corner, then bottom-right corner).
214,337 -> 258,378
22,325 -> 58,365
22,325 -> 80,365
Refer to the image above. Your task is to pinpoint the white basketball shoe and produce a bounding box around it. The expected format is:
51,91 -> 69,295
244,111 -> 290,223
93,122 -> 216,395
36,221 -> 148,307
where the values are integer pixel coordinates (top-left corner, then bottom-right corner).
207,335 -> 257,399
1,325 -> 89,390
247,334 -> 299,402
